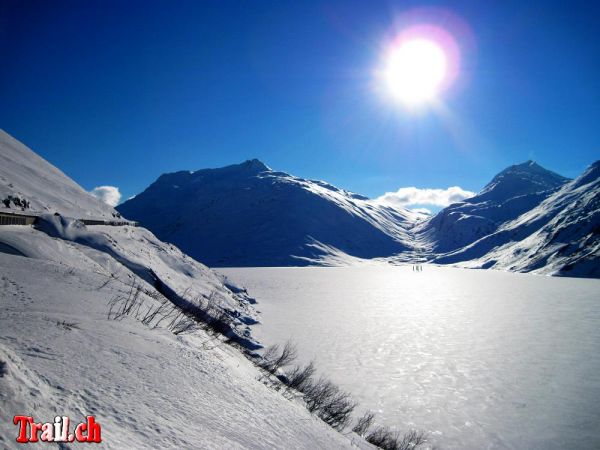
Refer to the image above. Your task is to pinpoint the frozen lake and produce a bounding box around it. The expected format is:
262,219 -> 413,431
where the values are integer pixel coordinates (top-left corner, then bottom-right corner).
219,266 -> 600,450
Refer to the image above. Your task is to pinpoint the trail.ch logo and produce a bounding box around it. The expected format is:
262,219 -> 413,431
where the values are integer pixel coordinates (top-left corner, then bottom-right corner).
13,415 -> 101,444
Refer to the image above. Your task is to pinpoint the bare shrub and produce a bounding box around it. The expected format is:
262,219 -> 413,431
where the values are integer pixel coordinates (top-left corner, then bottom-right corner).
260,345 -> 279,368
166,309 -> 199,335
301,376 -> 356,430
140,297 -> 173,326
108,280 -> 198,334
260,340 -> 298,374
205,306 -> 234,335
396,430 -> 428,450
366,427 -> 399,449
107,280 -> 144,320
285,360 -> 316,391
366,427 -> 428,450
137,294 -> 200,335
96,273 -> 116,290
56,320 -> 80,331
352,411 -> 376,436
189,291 -> 235,336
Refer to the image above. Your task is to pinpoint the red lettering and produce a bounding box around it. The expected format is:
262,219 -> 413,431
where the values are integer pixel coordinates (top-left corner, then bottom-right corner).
14,415 -> 101,444
75,422 -> 87,442
13,416 -> 32,443
87,416 -> 102,443
29,421 -> 43,442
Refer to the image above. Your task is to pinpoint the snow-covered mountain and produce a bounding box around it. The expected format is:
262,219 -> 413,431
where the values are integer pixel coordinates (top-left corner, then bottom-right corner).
0,130 -> 118,219
434,161 -> 600,278
118,156 -> 598,277
1,131 -> 374,448
117,160 -> 419,266
419,161 -> 570,253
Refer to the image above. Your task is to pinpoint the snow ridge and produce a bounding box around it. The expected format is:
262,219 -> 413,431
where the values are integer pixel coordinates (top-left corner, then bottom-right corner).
435,160 -> 600,278
118,159 -> 419,266
420,160 -> 571,253
119,152 -> 598,278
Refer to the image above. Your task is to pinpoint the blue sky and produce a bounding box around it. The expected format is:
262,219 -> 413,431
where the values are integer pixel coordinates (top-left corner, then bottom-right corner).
1,0 -> 599,209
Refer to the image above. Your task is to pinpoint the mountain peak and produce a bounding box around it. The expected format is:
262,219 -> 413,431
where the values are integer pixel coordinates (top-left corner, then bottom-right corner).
205,159 -> 271,175
517,160 -> 540,169
478,161 -> 569,201
241,159 -> 271,172
572,160 -> 600,187
502,160 -> 547,174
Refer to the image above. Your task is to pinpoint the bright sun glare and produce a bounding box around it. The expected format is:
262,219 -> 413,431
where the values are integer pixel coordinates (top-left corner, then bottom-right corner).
385,38 -> 447,106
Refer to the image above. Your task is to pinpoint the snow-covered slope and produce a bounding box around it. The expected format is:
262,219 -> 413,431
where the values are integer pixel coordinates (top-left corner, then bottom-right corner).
0,131 -> 370,448
0,129 -> 118,219
118,160 -> 419,266
0,250 -> 362,449
434,161 -> 600,277
0,133 -> 259,336
0,216 -> 257,345
420,161 -> 570,253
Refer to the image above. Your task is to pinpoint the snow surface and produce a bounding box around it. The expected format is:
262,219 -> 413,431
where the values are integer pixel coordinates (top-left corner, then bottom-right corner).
0,250 -> 366,449
0,216 -> 257,336
220,265 -> 600,450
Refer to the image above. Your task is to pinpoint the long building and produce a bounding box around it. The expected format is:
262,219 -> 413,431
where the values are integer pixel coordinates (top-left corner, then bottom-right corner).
0,211 -> 138,227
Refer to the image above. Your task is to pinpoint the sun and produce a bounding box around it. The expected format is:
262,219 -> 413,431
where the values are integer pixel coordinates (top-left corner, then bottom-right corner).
384,38 -> 448,106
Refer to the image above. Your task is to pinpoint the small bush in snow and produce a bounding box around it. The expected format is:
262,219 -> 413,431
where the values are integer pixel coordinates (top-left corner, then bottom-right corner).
352,411 -> 375,436
260,340 -> 298,374
56,320 -> 80,331
107,281 -> 144,320
365,427 -> 428,450
285,360 -> 316,391
164,308 -> 199,335
300,376 -> 356,431
192,291 -> 236,336
107,279 -> 199,335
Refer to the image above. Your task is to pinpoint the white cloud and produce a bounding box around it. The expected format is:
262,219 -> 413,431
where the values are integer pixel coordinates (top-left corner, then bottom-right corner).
377,186 -> 475,208
410,207 -> 432,215
90,186 -> 122,207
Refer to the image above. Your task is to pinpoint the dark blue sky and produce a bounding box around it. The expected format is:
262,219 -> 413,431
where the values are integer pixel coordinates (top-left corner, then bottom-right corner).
1,0 -> 599,204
